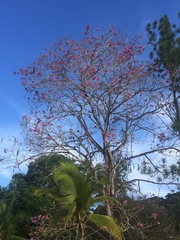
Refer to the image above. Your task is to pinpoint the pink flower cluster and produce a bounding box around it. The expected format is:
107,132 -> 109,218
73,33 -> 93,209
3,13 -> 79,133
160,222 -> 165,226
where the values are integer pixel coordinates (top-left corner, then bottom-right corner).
137,223 -> 144,228
151,212 -> 157,219
31,215 -> 49,223
103,164 -> 109,170
102,225 -> 108,231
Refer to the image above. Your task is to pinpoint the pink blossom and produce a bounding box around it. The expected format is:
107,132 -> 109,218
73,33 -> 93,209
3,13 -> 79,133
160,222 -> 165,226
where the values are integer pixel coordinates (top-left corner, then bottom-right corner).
44,215 -> 49,220
151,212 -> 157,219
31,219 -> 37,223
138,223 -> 144,228
50,77 -> 56,82
123,200 -> 128,205
42,215 -> 49,220
103,164 -> 109,169
37,71 -> 42,76
47,136 -> 52,140
23,115 -> 28,120
103,131 -> 110,138
34,126 -> 40,133
19,67 -> 24,74
102,226 -> 108,231
140,204 -> 145,209
127,93 -> 131,99
86,25 -> 91,31
158,133 -> 166,142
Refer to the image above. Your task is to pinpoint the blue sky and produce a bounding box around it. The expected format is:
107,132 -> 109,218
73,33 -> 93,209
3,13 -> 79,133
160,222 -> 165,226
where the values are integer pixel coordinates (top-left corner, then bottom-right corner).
0,0 -> 180,192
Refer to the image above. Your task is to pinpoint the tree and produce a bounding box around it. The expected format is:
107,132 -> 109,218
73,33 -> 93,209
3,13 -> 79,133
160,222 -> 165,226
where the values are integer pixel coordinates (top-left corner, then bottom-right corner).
146,13 -> 180,132
10,26 -> 180,218
0,200 -> 27,240
25,154 -> 73,188
0,154 -> 70,239
35,162 -> 122,240
165,192 -> 180,233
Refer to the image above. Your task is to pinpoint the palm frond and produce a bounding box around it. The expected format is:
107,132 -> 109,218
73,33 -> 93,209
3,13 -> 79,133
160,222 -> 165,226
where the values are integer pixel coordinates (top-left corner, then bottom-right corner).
54,163 -> 93,206
34,188 -> 62,202
49,208 -> 68,227
54,164 -> 80,198
91,195 -> 118,206
88,214 -> 122,240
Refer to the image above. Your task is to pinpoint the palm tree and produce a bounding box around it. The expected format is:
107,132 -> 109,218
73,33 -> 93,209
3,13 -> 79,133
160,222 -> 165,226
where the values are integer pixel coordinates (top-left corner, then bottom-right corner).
0,200 -> 27,240
37,162 -> 122,240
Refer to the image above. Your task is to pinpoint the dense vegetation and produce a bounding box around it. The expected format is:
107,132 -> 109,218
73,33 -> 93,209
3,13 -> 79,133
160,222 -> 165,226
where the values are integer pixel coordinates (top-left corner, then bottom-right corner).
0,154 -> 179,239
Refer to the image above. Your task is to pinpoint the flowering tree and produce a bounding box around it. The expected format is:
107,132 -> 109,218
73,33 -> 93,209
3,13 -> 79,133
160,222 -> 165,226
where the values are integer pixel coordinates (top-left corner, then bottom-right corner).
11,26 -> 180,217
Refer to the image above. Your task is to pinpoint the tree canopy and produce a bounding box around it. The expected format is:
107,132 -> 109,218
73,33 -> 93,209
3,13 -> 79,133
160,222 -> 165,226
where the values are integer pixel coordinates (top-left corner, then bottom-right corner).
7,27 -> 179,219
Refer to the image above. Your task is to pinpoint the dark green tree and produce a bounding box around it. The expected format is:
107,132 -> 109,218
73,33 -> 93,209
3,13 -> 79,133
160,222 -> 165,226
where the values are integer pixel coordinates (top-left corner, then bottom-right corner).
0,154 -> 72,239
165,192 -> 180,233
146,13 -> 180,131
25,154 -> 73,188
7,172 -> 52,238
0,199 -> 27,240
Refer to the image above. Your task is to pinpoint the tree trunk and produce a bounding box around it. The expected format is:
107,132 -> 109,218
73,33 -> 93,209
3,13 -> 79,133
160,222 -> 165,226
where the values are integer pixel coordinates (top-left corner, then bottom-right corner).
77,214 -> 84,240
104,148 -> 115,240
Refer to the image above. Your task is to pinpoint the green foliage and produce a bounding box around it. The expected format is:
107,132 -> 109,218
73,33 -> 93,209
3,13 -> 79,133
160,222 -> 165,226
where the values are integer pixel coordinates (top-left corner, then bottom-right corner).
6,173 -> 52,237
0,200 -> 27,240
25,154 -> 73,187
0,154 -> 72,239
44,162 -> 122,239
165,192 -> 180,232
147,13 -> 180,132
139,156 -> 180,184
1,154 -> 180,239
